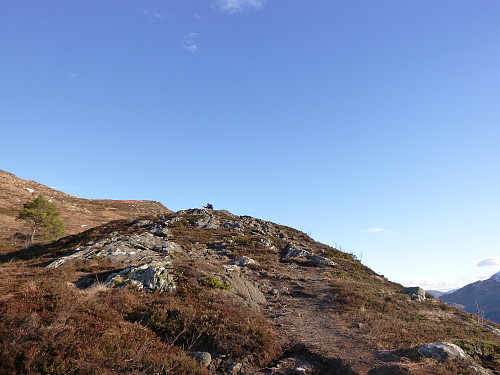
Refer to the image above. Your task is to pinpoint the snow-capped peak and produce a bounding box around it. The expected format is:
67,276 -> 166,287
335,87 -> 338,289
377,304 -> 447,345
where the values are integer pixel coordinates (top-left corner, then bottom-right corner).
489,271 -> 500,283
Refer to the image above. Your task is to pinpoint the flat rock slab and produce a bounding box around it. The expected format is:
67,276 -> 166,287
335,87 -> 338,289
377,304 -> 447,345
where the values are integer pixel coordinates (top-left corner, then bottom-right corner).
46,233 -> 181,268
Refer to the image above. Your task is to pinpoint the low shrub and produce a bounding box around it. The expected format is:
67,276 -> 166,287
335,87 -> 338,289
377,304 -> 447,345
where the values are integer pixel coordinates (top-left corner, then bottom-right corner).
201,276 -> 231,290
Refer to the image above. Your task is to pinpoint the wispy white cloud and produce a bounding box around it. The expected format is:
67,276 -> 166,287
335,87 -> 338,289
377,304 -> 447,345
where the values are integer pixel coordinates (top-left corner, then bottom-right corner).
182,33 -> 199,53
136,8 -> 168,20
215,0 -> 266,14
477,256 -> 500,267
358,227 -> 392,234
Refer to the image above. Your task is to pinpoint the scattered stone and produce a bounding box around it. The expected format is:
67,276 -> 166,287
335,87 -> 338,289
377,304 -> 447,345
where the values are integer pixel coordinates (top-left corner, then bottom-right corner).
100,260 -> 176,292
133,219 -> 153,227
194,216 -> 220,229
399,287 -> 426,301
191,352 -> 212,367
230,256 -> 257,267
418,342 -> 468,361
270,286 -> 289,296
153,227 -> 170,237
259,238 -> 275,248
223,221 -> 244,230
294,367 -> 307,375
226,362 -> 242,374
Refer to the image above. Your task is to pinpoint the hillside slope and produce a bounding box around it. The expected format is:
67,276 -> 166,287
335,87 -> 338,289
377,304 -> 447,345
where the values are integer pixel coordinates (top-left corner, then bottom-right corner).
441,272 -> 500,324
0,169 -> 171,247
1,208 -> 499,374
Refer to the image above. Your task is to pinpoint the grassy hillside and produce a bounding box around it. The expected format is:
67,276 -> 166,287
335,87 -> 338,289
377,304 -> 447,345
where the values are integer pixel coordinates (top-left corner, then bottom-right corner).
0,169 -> 171,250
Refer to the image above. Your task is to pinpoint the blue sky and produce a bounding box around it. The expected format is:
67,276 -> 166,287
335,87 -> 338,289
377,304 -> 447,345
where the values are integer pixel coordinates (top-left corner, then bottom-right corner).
1,0 -> 499,290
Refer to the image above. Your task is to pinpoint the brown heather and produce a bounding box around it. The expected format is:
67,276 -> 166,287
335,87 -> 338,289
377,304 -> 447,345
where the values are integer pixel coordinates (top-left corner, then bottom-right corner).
0,173 -> 499,374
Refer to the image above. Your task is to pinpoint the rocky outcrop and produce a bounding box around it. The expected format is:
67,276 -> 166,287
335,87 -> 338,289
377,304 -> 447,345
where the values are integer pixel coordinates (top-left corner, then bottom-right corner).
193,216 -> 220,229
226,272 -> 267,312
418,342 -> 468,361
399,287 -> 426,301
418,342 -> 493,374
46,232 -> 181,268
100,260 -> 176,292
282,244 -> 336,267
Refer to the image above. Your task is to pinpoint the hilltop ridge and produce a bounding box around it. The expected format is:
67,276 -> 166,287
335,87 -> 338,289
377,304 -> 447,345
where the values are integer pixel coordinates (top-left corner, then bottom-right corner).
0,169 -> 171,247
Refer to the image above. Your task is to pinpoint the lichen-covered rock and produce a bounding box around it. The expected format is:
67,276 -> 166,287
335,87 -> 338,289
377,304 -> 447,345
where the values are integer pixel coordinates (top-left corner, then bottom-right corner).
399,287 -> 426,301
240,216 -> 278,236
223,221 -> 244,231
101,260 -> 176,292
46,233 -> 180,268
194,216 -> 220,229
283,245 -> 311,260
308,255 -> 336,267
418,342 -> 468,361
227,273 -> 267,311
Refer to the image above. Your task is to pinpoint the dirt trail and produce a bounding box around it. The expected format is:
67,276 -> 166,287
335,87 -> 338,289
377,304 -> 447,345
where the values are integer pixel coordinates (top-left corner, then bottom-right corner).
256,263 -> 388,374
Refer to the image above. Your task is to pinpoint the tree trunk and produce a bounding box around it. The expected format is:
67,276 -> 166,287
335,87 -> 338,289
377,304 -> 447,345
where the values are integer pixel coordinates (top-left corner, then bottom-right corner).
28,223 -> 36,247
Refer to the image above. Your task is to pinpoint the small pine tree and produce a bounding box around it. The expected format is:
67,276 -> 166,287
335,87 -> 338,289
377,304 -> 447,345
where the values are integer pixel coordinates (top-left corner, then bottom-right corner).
17,195 -> 65,246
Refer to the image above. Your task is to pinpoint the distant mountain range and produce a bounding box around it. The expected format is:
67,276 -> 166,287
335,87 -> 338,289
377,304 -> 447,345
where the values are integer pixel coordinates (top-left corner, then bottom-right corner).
440,271 -> 500,324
